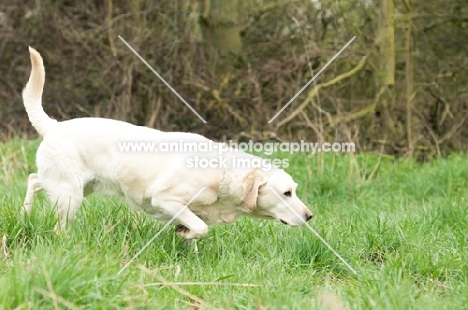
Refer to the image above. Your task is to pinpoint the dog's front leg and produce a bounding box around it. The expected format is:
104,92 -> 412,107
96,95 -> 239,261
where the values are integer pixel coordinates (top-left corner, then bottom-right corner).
152,199 -> 208,240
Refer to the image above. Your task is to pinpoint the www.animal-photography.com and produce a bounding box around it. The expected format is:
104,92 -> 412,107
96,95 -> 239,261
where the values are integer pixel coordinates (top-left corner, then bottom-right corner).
1,1 -> 467,309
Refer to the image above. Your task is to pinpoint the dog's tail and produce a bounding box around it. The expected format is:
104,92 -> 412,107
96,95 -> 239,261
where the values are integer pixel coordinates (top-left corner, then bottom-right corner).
22,47 -> 57,137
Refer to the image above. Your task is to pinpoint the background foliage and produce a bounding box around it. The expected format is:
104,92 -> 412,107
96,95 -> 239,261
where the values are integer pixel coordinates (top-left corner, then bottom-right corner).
1,0 -> 467,158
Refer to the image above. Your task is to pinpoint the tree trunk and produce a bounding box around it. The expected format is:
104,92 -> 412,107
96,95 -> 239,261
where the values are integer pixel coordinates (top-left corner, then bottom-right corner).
379,0 -> 395,147
199,0 -> 243,72
403,0 -> 414,154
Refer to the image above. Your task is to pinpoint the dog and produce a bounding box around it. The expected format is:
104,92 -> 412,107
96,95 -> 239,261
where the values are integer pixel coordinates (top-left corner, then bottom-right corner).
21,47 -> 313,239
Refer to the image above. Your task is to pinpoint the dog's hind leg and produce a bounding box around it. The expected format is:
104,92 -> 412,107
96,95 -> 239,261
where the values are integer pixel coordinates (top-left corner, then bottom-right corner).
46,185 -> 84,231
21,173 -> 43,214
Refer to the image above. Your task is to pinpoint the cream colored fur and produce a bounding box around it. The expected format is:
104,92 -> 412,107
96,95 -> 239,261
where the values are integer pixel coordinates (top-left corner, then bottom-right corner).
21,47 -> 313,239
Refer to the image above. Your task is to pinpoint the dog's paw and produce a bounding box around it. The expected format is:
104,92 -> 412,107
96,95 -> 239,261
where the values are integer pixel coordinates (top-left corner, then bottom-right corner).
176,224 -> 190,236
175,224 -> 208,240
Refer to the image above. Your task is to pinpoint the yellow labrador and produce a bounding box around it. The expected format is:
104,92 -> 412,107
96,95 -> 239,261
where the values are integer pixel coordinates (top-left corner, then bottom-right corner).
21,47 -> 313,239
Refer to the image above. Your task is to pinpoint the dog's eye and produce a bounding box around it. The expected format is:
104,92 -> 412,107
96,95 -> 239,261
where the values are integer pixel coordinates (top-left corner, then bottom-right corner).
284,191 -> 292,197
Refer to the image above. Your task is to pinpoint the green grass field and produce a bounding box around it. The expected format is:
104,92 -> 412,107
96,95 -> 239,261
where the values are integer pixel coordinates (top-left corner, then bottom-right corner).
0,139 -> 467,309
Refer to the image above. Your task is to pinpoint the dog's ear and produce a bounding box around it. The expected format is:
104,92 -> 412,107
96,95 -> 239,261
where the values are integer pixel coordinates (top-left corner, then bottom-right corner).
242,169 -> 267,211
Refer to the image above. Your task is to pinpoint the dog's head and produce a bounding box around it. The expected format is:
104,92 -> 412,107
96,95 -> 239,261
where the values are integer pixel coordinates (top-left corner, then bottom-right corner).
242,168 -> 313,225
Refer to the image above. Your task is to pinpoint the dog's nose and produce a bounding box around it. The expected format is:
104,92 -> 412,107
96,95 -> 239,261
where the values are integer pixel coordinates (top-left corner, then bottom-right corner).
305,211 -> 313,222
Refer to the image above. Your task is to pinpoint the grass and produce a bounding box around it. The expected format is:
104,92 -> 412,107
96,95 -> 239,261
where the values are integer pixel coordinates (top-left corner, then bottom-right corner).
0,138 -> 467,309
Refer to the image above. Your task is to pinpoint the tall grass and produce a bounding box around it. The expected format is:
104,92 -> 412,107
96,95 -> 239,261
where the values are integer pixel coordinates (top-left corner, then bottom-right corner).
0,139 -> 467,309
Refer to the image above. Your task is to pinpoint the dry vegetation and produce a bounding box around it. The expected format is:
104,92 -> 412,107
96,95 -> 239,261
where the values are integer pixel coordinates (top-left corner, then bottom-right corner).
1,0 -> 467,159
